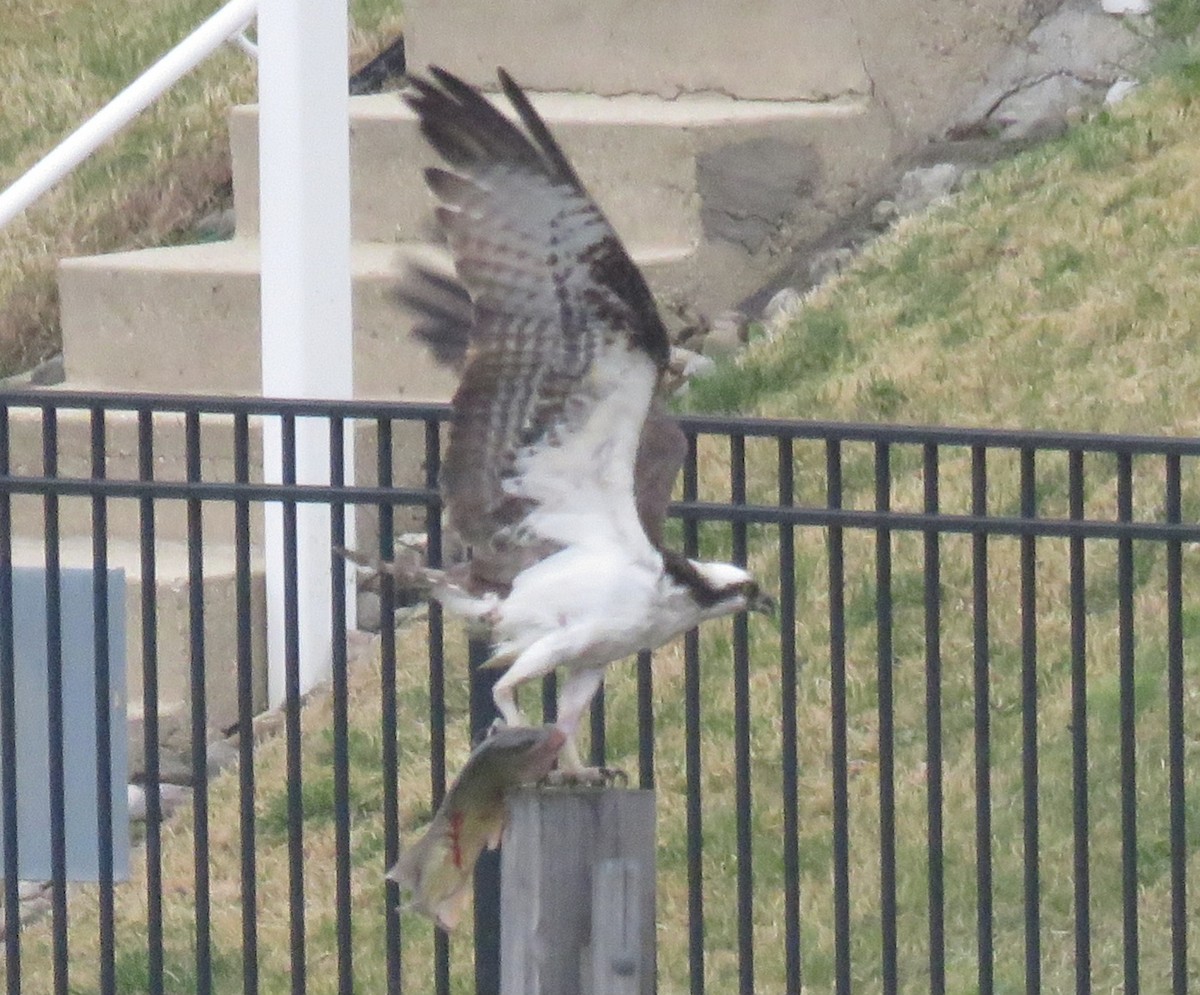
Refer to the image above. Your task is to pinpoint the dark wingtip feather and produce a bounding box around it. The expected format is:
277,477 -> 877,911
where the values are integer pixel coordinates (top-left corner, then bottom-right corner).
495,67 -> 582,187
393,265 -> 473,371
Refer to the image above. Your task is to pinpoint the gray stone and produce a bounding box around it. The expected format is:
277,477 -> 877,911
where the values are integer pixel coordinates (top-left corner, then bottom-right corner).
1105,78 -> 1141,104
955,0 -> 1150,136
763,287 -> 804,324
29,353 -> 64,386
128,782 -> 193,823
17,880 -> 47,901
992,73 -> 1097,141
701,310 -> 748,358
1101,0 -> 1151,13
206,738 -> 241,779
127,701 -> 194,784
808,247 -> 856,286
698,138 -> 820,253
128,783 -> 147,822
870,199 -> 900,228
158,784 -> 194,819
357,590 -> 382,632
669,347 -> 717,382
192,207 -> 236,241
895,163 -> 963,216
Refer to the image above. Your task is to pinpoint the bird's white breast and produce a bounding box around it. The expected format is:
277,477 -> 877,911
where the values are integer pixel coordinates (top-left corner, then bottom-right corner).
492,544 -> 703,668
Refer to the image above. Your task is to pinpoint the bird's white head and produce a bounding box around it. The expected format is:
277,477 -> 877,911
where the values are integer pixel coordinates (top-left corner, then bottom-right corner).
684,560 -> 776,619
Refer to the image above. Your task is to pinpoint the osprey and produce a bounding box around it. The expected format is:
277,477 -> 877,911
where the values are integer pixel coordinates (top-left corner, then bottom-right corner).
362,67 -> 774,778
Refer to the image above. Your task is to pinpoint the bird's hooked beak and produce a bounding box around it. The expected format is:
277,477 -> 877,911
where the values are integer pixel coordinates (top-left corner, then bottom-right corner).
748,589 -> 777,618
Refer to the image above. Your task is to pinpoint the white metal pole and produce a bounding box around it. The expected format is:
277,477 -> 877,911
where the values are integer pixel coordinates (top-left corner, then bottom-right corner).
0,0 -> 257,229
258,0 -> 356,706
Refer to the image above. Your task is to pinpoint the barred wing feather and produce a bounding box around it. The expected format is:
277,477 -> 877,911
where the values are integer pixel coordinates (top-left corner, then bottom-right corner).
404,68 -> 673,564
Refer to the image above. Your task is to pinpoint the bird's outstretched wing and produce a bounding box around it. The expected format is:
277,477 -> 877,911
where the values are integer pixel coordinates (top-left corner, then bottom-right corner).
403,67 -> 673,567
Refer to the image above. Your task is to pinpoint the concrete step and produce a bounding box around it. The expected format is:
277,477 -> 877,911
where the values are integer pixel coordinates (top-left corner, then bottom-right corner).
228,90 -> 883,280
9,536 -> 268,761
57,237 -> 695,396
404,0 -> 870,102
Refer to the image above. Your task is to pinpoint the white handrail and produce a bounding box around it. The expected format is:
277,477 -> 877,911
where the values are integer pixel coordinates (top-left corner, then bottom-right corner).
0,0 -> 257,230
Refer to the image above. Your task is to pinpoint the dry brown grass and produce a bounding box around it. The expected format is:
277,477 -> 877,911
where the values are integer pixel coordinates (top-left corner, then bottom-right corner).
0,0 -> 404,376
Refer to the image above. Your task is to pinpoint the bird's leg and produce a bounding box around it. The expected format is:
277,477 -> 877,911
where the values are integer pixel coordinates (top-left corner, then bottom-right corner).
489,680 -> 527,733
489,631 -> 583,733
541,668 -> 626,787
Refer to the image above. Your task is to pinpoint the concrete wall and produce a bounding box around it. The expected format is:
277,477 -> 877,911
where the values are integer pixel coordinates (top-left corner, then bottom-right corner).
406,0 -> 1057,143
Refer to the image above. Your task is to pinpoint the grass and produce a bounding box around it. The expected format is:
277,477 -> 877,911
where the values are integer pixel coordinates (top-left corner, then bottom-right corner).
0,0 -> 404,377
8,21 -> 1200,995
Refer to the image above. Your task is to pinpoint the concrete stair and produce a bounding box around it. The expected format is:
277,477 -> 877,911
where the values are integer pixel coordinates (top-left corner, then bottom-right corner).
60,87 -> 885,396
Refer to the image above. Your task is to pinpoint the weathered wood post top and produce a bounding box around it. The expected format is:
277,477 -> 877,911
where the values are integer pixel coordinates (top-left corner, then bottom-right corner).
500,787 -> 656,995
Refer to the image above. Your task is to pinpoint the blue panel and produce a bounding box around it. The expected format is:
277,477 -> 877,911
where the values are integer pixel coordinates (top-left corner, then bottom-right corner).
1,566 -> 129,881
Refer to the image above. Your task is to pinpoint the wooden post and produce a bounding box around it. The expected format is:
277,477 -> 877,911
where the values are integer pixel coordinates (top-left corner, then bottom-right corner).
499,788 -> 655,995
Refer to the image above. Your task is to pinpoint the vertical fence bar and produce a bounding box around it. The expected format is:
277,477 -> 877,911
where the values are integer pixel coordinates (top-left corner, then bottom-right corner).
1115,452 -> 1138,995
329,416 -> 354,995
89,408 -> 115,995
778,437 -> 801,995
42,405 -> 68,995
589,684 -> 606,769
683,429 -> 705,995
922,443 -> 944,995
470,636 -> 501,995
1164,453 -> 1187,995
424,417 -> 451,995
0,406 -> 20,995
729,434 -> 755,995
425,419 -> 446,810
232,411 -> 259,995
1019,447 -> 1040,995
1067,450 -> 1090,995
136,409 -> 165,995
636,651 -> 654,790
826,439 -> 851,995
281,414 -> 307,995
185,410 -> 212,995
875,442 -> 897,993
971,445 -> 994,995
541,672 -> 558,726
376,417 -> 403,995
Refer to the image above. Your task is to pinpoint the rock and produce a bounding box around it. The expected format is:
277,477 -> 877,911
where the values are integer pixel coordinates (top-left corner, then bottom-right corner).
895,164 -> 963,216
128,701 -> 196,784
29,353 -> 64,386
17,881 -> 47,901
206,738 -> 240,779
1105,78 -> 1141,104
808,247 -> 855,286
870,198 -> 899,228
669,347 -> 716,381
992,74 -> 1096,142
158,783 -> 194,819
128,783 -> 147,822
1101,0 -> 1151,13
952,0 -> 1149,139
762,287 -> 804,324
701,310 -> 748,358
357,590 -> 382,632
192,207 -> 236,241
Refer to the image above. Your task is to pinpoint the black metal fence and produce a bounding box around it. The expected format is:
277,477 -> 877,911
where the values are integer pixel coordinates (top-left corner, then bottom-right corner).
0,388 -> 1196,994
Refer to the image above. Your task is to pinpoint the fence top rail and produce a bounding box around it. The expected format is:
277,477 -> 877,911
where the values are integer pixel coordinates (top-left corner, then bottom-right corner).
0,475 -> 1197,541
2,388 -> 1199,456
